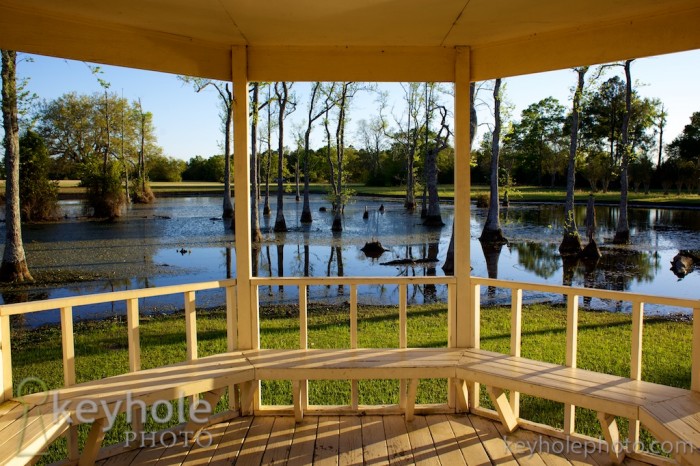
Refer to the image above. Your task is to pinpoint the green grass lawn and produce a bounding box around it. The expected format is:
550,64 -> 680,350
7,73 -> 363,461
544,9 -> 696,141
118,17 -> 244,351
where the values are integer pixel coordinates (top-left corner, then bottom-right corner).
10,302 -> 691,462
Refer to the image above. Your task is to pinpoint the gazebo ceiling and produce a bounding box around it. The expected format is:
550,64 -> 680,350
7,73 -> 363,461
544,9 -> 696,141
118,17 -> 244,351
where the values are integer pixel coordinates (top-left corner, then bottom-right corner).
1,0 -> 700,81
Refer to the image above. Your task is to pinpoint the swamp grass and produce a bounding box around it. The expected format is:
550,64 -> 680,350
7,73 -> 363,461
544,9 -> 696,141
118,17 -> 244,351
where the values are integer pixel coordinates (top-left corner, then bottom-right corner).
9,302 -> 692,463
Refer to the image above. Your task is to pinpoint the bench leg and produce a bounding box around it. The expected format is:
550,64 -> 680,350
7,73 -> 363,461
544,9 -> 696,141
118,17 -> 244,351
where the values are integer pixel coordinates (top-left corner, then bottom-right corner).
486,386 -> 518,433
240,381 -> 256,416
597,412 -> 625,464
183,387 -> 226,439
405,379 -> 419,421
454,379 -> 470,413
78,418 -> 107,466
293,380 -> 304,423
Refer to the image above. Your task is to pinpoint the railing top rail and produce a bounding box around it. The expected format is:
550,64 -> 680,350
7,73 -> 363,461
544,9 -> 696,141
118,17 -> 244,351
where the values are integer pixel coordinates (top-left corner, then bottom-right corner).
0,279 -> 237,316
250,276 -> 457,286
471,276 -> 700,310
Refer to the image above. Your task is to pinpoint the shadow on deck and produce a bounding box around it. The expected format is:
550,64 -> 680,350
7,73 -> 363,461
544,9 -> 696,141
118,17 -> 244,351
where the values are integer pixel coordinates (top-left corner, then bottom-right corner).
96,414 -> 645,466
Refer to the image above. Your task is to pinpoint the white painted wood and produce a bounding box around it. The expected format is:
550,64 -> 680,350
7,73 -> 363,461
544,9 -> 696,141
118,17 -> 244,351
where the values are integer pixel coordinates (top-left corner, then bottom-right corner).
629,300 -> 644,450
564,293 -> 579,435
0,279 -> 236,316
597,412 -> 625,464
232,45 -> 253,353
471,276 -> 698,310
350,284 -> 357,349
126,299 -> 141,372
226,284 -> 237,352
454,46 -> 471,353
60,306 -> 79,461
0,315 -> 10,402
486,386 -> 518,433
299,285 -> 308,349
184,290 -> 198,361
510,289 -> 522,417
693,308 -> 700,392
399,283 -> 407,349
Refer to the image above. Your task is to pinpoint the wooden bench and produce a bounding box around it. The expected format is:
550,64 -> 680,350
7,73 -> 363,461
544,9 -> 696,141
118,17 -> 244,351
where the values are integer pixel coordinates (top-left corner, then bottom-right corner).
5,351 -> 254,466
0,399 -> 71,466
243,348 -> 465,422
640,393 -> 700,466
456,348 -> 691,464
4,346 -> 700,465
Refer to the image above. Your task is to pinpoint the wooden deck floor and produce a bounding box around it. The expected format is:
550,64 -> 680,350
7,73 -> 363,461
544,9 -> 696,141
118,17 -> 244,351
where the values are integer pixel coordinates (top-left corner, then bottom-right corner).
97,415 -> 649,466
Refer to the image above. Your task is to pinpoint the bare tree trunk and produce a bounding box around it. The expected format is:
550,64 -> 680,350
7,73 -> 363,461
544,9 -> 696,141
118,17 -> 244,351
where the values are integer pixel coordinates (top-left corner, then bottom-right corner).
332,83 -> 350,232
301,82 -> 327,224
424,104 -> 450,227
613,60 -> 633,244
560,67 -> 587,255
250,83 -> 263,242
274,82 -> 288,232
1,50 -> 32,282
263,88 -> 272,216
443,82 -> 476,275
480,78 -> 506,244
222,85 -> 234,219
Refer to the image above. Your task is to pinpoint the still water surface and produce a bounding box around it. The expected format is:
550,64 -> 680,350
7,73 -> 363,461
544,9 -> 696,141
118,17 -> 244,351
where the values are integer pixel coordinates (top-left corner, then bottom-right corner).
1,195 -> 698,325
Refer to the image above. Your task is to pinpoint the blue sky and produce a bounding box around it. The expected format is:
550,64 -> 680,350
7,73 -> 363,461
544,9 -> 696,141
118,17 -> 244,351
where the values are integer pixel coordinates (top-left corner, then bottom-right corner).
11,49 -> 700,161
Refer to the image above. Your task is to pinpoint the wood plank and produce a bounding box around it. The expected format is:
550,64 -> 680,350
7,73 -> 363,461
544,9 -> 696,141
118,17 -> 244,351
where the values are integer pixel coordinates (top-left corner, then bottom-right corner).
259,416 -> 295,465
425,414 -> 467,466
515,430 -> 580,466
362,415 -> 389,464
469,414 -> 520,466
235,416 -> 274,465
383,416 -> 414,466
287,416 -> 318,466
314,415 -> 340,466
447,414 -> 492,466
100,448 -> 141,465
405,416 -> 441,466
129,441 -> 168,466
486,386 -> 519,433
209,416 -> 253,465
180,420 -> 230,465
338,415 -> 363,466
493,419 -> 549,466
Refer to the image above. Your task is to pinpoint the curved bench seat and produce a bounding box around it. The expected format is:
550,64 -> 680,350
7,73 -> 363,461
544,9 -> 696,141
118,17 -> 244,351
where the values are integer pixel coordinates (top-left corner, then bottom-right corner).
2,347 -> 698,465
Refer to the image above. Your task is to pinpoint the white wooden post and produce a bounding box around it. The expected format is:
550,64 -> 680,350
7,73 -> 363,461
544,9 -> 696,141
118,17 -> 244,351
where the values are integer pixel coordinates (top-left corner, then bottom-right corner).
693,308 -> 700,392
510,289 -> 523,417
0,314 -> 11,401
564,292 -> 579,435
454,46 -> 472,351
60,306 -> 79,460
629,300 -> 644,451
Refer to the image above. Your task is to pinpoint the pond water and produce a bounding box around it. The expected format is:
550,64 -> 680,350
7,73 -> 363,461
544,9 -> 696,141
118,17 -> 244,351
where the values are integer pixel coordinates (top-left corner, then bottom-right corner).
1,194 -> 699,326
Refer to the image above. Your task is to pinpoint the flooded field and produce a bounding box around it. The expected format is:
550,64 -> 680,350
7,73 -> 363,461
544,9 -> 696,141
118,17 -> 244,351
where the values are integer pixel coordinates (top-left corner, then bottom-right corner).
1,194 -> 699,325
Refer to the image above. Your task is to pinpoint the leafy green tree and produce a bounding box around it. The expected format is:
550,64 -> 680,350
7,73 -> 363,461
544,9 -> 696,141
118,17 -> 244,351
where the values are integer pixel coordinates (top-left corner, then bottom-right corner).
182,155 -> 225,182
507,97 -> 566,184
19,130 -> 58,221
148,154 -> 185,181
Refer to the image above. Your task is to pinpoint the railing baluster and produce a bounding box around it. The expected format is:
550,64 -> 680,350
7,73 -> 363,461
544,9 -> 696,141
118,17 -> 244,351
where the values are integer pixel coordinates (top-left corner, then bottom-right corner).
226,284 -> 239,411
298,285 -> 308,416
629,300 -> 644,451
184,291 -> 198,409
510,289 -> 523,418
60,306 -> 79,460
125,298 -> 144,435
350,285 -> 359,409
468,284 -> 481,410
564,292 -> 579,435
299,285 -> 308,349
447,283 -> 457,410
399,284 -> 408,410
184,291 -> 198,361
693,308 -> 700,392
1,314 -> 12,401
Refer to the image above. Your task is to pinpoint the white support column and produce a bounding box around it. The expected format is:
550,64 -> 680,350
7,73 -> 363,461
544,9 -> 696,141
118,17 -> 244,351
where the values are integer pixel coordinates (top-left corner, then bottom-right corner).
454,46 -> 472,349
232,46 -> 253,351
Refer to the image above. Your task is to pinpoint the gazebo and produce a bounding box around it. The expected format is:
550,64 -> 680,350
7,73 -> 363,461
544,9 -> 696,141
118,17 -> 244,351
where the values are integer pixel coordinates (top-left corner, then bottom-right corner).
1,1 -> 700,465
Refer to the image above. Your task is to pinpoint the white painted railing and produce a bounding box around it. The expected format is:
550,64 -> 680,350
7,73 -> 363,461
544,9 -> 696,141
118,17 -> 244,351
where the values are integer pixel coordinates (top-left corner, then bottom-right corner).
470,276 -> 700,451
0,279 -> 237,460
0,274 -> 698,461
